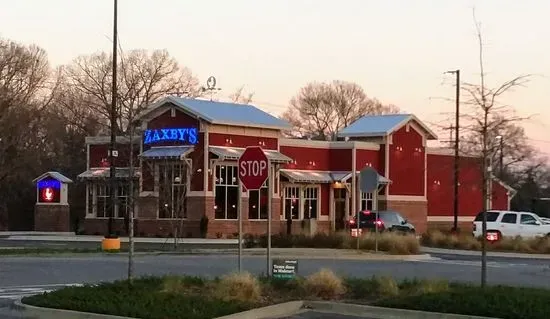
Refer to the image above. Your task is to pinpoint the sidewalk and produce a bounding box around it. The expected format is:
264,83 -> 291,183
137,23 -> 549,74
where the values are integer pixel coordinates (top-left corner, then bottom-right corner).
2,234 -> 238,245
421,246 -> 550,260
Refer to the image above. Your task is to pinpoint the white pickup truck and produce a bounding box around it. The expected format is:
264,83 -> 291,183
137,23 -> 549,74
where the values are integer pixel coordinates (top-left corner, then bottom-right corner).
472,210 -> 550,240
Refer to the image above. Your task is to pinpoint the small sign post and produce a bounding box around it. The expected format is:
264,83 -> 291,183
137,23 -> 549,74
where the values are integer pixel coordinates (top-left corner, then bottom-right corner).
358,167 -> 380,252
238,146 -> 270,274
272,259 -> 298,280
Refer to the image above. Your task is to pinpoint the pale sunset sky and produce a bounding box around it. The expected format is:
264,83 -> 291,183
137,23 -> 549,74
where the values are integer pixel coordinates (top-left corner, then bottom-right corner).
1,0 -> 549,157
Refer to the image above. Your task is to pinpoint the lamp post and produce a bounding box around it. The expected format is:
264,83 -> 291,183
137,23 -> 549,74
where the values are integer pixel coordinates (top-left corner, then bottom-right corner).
445,69 -> 460,232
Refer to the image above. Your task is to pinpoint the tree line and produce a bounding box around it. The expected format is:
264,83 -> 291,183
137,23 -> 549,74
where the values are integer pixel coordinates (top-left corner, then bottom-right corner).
0,35 -> 548,231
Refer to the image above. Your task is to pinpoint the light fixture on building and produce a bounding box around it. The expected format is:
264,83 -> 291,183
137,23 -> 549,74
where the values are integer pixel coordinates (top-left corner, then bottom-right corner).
308,161 -> 316,166
258,140 -> 266,146
365,162 -> 372,167
396,146 -> 403,152
225,137 -> 233,144
433,180 -> 440,185
197,168 -> 202,172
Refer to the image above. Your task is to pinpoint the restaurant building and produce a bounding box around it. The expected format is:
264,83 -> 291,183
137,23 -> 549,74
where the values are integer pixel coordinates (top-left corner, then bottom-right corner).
77,96 -> 515,237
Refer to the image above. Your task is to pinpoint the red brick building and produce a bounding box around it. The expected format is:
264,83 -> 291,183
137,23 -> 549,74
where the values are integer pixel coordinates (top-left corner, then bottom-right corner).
77,97 -> 515,237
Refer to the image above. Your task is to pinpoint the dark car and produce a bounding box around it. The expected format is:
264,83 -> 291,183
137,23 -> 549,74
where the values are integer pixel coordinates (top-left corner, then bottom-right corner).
348,210 -> 415,234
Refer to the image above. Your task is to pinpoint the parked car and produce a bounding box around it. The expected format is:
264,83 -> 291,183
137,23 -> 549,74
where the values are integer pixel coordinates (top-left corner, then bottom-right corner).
472,210 -> 550,240
540,217 -> 550,225
348,210 -> 416,234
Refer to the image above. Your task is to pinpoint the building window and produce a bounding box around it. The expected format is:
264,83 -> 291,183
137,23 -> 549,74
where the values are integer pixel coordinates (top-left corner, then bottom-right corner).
215,165 -> 238,219
249,180 -> 268,220
158,162 -> 187,219
303,186 -> 318,219
96,184 -> 109,218
360,192 -> 374,211
90,183 -> 131,218
283,186 -> 300,220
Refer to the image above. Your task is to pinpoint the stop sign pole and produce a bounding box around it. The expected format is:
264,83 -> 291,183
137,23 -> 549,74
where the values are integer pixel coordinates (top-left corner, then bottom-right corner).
238,146 -> 271,275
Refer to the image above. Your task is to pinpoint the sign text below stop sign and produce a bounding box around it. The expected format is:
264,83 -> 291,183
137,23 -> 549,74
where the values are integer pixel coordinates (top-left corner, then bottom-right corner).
238,146 -> 270,190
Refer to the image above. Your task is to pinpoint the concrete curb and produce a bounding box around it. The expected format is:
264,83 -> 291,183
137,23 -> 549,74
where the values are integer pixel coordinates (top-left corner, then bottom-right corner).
215,301 -> 304,319
305,301 -> 499,319
421,246 -> 550,260
12,299 -> 136,319
13,299 -> 500,319
153,249 -> 435,261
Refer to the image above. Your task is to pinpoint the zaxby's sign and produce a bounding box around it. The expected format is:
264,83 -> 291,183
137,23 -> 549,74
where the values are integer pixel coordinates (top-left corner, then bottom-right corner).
144,127 -> 198,145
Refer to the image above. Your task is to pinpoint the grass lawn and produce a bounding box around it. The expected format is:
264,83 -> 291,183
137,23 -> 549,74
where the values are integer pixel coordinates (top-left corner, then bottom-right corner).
22,272 -> 550,319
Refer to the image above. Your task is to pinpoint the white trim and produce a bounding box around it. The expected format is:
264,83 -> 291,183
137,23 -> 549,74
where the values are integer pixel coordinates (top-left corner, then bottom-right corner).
424,142 -> 428,197
379,195 -> 427,202
351,144 -> 357,221
426,147 -> 478,158
86,144 -> 90,170
279,138 -> 380,151
188,191 -> 206,197
85,136 -> 141,145
428,216 -> 474,222
384,142 -> 390,194
408,121 -> 427,147
203,126 -> 209,192
318,215 -> 329,221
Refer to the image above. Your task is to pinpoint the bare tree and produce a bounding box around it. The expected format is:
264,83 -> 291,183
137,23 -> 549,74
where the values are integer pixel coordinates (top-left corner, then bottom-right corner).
281,80 -> 399,140
230,85 -> 254,104
0,38 -> 60,229
458,10 -> 532,287
64,49 -> 202,134
150,158 -> 190,249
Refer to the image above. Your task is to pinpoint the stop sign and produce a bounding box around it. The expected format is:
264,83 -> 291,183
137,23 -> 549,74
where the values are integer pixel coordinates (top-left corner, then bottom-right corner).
238,146 -> 270,190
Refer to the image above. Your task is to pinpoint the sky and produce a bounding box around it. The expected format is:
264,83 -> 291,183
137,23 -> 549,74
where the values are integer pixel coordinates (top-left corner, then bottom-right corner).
1,0 -> 549,157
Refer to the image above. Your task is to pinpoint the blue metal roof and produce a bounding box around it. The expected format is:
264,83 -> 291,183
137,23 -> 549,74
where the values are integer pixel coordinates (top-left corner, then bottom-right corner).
170,97 -> 291,130
338,114 -> 411,137
32,171 -> 73,184
140,146 -> 194,159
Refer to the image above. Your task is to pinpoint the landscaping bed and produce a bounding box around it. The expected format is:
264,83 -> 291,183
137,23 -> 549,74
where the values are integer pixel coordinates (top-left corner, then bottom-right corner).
245,231 -> 420,255
422,229 -> 550,254
23,271 -> 550,319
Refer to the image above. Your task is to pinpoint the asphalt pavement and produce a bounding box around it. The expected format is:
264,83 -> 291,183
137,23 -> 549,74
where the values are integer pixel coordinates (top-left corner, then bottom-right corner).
276,311 -> 371,318
0,253 -> 549,318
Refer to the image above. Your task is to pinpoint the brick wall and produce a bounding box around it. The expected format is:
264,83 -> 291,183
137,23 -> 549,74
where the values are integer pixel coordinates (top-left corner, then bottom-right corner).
34,204 -> 70,232
379,199 -> 428,234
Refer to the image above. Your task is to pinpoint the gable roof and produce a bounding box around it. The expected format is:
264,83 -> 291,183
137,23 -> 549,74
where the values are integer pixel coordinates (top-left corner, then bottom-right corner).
337,114 -> 438,140
137,96 -> 291,131
32,171 -> 73,184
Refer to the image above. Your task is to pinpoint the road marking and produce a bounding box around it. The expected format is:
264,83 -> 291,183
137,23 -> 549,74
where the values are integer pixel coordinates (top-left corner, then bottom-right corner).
0,284 -> 83,300
412,259 -> 532,268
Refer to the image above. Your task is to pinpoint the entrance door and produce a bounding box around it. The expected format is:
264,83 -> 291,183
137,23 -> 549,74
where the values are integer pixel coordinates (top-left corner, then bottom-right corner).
334,188 -> 347,230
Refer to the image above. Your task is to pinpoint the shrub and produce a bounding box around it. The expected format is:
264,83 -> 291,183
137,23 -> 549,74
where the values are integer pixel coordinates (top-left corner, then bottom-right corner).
373,276 -> 400,297
213,272 -> 261,303
347,232 -> 420,254
303,269 -> 346,300
161,275 -> 205,294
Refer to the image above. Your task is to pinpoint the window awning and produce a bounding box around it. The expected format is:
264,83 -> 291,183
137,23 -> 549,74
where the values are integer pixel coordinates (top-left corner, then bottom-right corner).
209,146 -> 293,164
341,171 -> 391,184
280,170 -> 351,183
77,168 -> 140,180
140,146 -> 194,160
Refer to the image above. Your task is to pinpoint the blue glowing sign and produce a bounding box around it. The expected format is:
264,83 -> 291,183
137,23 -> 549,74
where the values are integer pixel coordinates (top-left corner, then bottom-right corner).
37,178 -> 61,190
144,127 -> 198,145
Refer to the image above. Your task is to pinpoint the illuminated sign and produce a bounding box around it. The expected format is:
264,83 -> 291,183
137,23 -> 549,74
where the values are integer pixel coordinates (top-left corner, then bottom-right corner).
144,127 -> 198,145
38,178 -> 61,203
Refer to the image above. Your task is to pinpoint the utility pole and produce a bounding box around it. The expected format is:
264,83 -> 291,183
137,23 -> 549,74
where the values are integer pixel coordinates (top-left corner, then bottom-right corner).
108,0 -> 118,239
496,135 -> 504,178
445,69 -> 460,232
